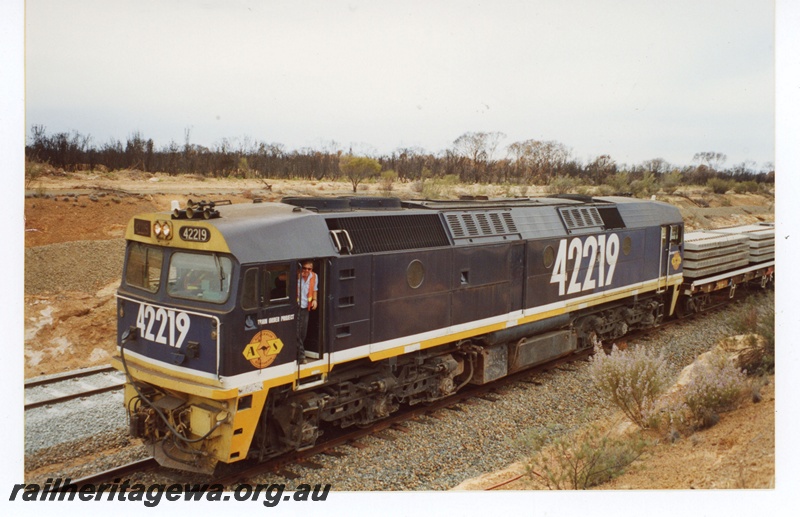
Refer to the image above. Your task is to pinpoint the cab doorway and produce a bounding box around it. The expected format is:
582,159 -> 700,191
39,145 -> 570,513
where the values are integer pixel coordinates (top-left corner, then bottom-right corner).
296,259 -> 325,362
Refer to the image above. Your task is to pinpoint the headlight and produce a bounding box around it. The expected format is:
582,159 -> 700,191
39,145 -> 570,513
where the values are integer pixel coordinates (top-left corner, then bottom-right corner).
153,220 -> 173,240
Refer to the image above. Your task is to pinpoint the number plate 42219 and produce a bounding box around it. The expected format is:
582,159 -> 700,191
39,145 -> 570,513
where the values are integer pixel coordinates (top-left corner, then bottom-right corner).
179,226 -> 211,242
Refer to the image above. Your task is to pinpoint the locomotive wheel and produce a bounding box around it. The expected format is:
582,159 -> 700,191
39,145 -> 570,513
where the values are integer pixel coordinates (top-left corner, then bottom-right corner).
585,330 -> 602,350
675,296 -> 696,319
576,316 -> 603,349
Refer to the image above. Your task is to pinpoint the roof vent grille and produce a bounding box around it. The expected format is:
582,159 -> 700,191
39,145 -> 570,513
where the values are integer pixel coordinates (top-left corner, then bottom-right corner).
444,210 -> 520,242
558,206 -> 605,233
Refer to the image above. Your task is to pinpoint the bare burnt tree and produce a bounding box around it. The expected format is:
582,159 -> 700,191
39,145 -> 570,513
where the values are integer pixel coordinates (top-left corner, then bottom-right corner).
586,154 -> 617,185
506,139 -> 571,183
125,132 -> 147,170
692,151 -> 727,172
640,158 -> 670,180
452,131 -> 506,182
389,146 -> 428,181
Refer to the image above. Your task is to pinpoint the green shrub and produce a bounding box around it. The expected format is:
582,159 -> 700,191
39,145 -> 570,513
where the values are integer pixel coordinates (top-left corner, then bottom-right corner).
730,299 -> 760,335
237,157 -> 250,176
339,155 -> 382,193
706,177 -> 734,194
574,185 -> 592,196
630,171 -> 658,198
589,344 -> 671,429
441,174 -> 460,185
759,311 -> 775,373
546,175 -> 579,195
729,294 -> 774,373
524,423 -> 649,489
660,170 -> 683,194
605,172 -> 631,194
732,180 -> 760,194
379,170 -> 398,192
25,159 -> 48,189
420,179 -> 444,199
594,184 -> 616,196
757,183 -> 774,196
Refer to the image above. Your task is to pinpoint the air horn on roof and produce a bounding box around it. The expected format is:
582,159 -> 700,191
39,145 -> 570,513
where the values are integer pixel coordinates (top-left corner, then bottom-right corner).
172,199 -> 221,220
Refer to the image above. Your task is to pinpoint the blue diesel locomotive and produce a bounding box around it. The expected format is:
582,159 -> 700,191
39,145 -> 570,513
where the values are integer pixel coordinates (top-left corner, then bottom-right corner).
113,195 -> 684,473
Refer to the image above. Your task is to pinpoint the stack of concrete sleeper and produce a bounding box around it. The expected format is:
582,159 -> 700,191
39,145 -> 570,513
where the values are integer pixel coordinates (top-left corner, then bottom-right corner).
706,223 -> 775,264
682,230 -> 750,279
681,223 -> 774,279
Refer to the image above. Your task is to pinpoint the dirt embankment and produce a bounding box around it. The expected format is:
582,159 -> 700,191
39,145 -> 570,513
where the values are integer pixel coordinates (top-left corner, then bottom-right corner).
455,376 -> 775,490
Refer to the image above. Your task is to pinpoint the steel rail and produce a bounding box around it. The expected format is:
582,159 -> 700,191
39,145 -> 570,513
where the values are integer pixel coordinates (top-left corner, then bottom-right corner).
25,383 -> 125,411
25,365 -> 124,411
24,365 -> 117,388
69,458 -> 160,487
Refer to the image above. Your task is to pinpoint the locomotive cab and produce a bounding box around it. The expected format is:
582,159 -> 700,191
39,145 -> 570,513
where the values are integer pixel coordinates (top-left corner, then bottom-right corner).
113,202 -> 337,472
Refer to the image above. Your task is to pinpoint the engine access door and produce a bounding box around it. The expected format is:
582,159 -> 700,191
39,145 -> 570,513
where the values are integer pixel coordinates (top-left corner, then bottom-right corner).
658,224 -> 683,292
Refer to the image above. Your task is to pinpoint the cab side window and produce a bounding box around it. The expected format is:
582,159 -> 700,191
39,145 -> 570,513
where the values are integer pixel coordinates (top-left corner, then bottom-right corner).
670,224 -> 682,245
241,267 -> 259,310
240,265 -> 290,310
267,266 -> 290,304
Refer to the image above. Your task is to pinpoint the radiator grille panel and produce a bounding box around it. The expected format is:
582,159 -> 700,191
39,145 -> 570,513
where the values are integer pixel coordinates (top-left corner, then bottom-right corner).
328,214 -> 450,254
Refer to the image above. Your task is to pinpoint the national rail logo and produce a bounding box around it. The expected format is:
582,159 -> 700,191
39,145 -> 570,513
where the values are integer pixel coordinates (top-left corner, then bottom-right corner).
242,330 -> 284,369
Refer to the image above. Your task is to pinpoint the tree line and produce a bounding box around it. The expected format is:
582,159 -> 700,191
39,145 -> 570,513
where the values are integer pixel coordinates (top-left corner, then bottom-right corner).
25,126 -> 774,187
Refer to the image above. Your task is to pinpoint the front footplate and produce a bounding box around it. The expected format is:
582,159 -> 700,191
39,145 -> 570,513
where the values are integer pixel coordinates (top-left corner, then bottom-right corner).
151,439 -> 217,475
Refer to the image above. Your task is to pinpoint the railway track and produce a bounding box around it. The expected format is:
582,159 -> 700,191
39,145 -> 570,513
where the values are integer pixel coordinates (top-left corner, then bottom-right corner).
25,365 -> 125,411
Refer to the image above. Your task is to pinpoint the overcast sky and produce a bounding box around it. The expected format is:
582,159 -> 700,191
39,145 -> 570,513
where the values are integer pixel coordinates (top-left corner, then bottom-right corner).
26,0 -> 774,169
